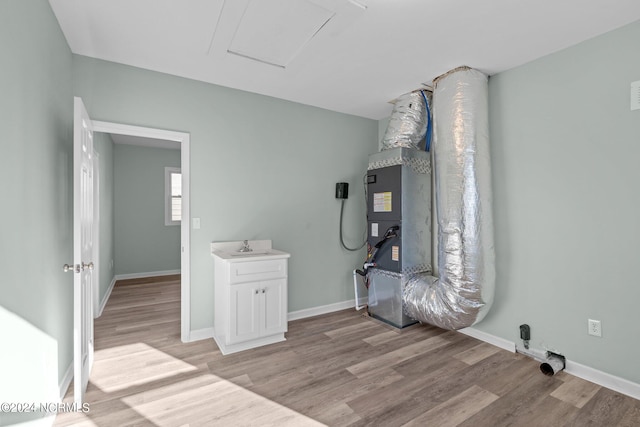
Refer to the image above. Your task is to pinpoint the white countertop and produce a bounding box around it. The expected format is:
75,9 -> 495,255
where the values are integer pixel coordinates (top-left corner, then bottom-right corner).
211,240 -> 290,262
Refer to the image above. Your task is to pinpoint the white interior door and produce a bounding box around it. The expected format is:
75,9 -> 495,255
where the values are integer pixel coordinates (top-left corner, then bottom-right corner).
73,97 -> 95,404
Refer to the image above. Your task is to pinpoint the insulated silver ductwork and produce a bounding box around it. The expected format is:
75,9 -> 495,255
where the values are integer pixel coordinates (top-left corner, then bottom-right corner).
402,67 -> 495,330
381,91 -> 430,151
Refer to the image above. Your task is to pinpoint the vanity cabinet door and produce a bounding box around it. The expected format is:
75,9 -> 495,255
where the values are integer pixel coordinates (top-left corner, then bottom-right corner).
261,278 -> 287,337
228,279 -> 287,344
229,282 -> 261,344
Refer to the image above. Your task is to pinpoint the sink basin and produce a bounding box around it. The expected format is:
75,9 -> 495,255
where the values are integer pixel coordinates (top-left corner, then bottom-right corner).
229,251 -> 271,257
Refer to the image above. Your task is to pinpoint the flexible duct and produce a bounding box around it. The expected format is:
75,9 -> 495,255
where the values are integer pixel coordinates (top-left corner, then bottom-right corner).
540,354 -> 566,376
402,67 -> 495,330
516,345 -> 566,376
381,91 -> 430,151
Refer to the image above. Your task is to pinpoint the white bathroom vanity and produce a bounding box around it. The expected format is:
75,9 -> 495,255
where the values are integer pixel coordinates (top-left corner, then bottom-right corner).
211,240 -> 290,355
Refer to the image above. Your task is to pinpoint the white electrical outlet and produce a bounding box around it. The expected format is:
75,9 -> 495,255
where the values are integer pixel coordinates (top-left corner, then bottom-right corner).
588,319 -> 602,337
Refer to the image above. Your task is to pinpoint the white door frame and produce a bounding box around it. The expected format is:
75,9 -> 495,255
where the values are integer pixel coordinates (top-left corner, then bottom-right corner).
92,150 -> 101,317
92,120 -> 191,342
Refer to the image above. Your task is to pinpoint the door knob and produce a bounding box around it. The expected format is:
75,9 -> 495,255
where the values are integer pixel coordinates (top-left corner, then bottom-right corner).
82,262 -> 94,271
63,264 -> 80,273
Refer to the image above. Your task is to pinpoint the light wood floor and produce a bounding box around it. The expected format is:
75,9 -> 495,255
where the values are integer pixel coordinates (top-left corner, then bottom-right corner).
56,276 -> 640,426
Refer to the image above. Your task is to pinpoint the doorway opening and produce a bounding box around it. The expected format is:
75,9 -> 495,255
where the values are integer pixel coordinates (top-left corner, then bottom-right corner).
92,121 -> 191,342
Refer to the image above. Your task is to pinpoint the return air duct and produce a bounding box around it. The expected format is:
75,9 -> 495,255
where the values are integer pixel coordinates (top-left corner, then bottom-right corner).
401,66 -> 495,330
381,91 -> 430,151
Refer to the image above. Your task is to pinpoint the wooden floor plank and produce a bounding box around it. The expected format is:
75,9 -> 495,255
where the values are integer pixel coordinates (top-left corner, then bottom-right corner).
453,341 -> 502,365
54,276 -> 640,427
301,368 -> 404,418
346,360 -> 470,424
403,385 -> 499,427
618,402 -> 640,427
346,334 -> 450,377
550,374 -> 601,408
323,320 -> 380,339
568,387 -> 638,426
502,395 -> 579,427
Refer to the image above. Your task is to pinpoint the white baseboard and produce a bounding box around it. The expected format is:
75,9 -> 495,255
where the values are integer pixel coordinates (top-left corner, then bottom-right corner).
356,296 -> 368,309
114,269 -> 180,281
214,333 -> 285,355
458,327 -> 640,400
186,300 -> 357,342
185,327 -> 214,342
565,360 -> 640,400
58,361 -> 73,401
458,326 -> 516,353
288,299 -> 356,321
97,276 -> 117,318
185,300 -> 357,343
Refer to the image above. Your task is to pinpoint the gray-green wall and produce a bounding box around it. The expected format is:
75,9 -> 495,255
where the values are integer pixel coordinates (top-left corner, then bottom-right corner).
73,55 -> 378,331
113,143 -> 181,275
0,1 -> 73,424
94,133 -> 116,304
379,20 -> 640,384
484,19 -> 640,383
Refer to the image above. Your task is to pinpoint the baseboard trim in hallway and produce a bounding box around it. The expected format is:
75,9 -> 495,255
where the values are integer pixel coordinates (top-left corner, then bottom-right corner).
114,269 -> 181,281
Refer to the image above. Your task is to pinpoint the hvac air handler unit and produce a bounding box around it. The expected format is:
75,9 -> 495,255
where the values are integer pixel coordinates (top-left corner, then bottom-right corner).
355,67 -> 495,331
363,148 -> 432,328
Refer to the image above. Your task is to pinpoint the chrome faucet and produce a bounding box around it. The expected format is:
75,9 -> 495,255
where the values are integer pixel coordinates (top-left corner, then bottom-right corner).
238,240 -> 252,252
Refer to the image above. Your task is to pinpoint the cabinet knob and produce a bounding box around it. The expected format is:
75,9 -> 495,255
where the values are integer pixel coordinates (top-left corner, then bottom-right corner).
255,289 -> 259,294
262,289 -> 266,293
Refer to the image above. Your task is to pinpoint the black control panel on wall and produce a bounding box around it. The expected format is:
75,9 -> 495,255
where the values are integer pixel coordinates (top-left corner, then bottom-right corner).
335,182 -> 349,199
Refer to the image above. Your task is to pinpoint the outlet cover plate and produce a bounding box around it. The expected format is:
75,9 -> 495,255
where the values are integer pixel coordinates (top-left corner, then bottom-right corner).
631,81 -> 640,111
588,319 -> 602,337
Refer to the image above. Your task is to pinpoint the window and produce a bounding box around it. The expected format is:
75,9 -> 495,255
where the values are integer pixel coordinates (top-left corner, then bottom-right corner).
165,167 -> 181,225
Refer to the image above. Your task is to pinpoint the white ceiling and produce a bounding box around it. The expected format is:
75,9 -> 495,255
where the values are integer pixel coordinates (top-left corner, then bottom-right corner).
49,0 -> 640,120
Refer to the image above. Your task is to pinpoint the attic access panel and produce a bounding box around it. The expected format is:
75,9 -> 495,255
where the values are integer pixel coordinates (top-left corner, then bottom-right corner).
228,0 -> 335,68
